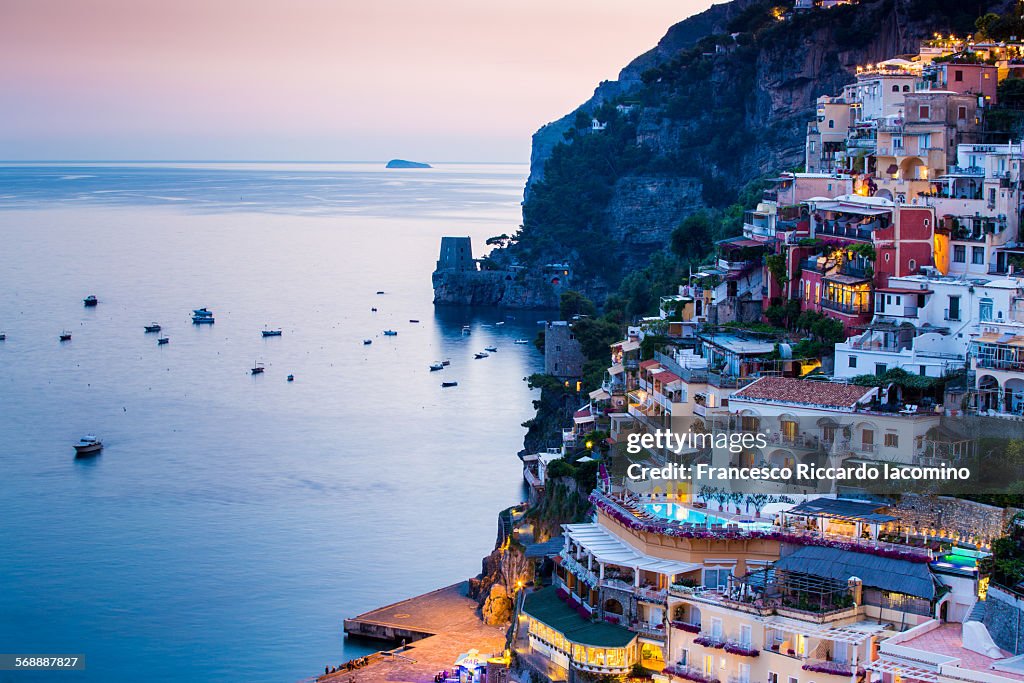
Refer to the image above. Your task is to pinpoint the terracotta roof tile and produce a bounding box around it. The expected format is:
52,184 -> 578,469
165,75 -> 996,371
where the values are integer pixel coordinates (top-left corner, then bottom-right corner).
731,377 -> 873,409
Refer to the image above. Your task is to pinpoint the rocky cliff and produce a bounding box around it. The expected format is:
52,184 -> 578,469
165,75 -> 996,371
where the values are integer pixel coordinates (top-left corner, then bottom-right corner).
492,0 -> 1007,305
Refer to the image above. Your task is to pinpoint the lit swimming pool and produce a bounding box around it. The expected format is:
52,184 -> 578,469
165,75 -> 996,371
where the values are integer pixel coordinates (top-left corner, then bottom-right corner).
642,503 -> 774,531
931,547 -> 986,572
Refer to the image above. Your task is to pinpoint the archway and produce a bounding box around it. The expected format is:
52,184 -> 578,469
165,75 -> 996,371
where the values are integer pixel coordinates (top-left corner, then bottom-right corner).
899,157 -> 927,181
978,375 -> 1000,413
604,598 -> 624,615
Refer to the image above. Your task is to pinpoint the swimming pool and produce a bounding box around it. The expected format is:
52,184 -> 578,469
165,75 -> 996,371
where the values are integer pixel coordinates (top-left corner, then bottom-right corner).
642,503 -> 774,531
931,547 -> 986,572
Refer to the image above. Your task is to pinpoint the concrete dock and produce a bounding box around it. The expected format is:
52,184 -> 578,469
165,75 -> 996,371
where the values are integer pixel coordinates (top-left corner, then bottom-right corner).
323,582 -> 507,683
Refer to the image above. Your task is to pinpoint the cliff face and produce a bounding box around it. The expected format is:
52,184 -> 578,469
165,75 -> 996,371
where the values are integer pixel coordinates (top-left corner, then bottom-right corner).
432,269 -> 563,308
497,0 -> 1006,305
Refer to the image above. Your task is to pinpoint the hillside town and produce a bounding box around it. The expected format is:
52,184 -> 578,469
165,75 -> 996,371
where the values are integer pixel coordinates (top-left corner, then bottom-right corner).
507,32 -> 1024,683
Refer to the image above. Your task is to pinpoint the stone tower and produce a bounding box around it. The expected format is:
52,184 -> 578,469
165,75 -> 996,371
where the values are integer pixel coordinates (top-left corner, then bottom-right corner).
436,236 -> 475,272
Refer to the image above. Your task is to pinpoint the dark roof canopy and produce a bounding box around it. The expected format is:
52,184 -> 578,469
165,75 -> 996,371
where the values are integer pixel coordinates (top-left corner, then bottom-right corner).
523,587 -> 637,648
774,546 -> 938,599
789,497 -> 897,524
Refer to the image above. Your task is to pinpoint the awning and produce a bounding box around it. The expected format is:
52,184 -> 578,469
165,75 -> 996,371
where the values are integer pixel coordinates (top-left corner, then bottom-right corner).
877,287 -> 932,294
814,201 -> 892,216
717,236 -> 765,248
617,340 -> 640,353
608,363 -> 625,376
589,388 -> 611,401
563,523 -> 702,576
825,274 -> 871,285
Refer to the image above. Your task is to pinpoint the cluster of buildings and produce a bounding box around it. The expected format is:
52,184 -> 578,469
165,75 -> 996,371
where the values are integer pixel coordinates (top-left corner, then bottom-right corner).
515,36 -> 1024,683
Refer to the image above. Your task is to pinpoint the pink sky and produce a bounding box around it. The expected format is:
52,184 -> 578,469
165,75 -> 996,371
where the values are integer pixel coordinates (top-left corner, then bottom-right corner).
0,0 -> 713,161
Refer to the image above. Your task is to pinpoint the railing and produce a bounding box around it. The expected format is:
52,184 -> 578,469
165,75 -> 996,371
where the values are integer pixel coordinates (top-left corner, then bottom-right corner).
820,299 -> 871,315
944,308 -> 962,322
815,222 -> 875,241
632,621 -> 667,639
801,257 -> 825,273
766,432 -> 821,450
637,586 -> 668,603
762,190 -> 778,202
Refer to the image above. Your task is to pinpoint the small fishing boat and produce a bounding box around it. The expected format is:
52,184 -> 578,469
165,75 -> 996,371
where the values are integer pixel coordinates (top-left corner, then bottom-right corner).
251,361 -> 265,375
376,290 -> 385,295
363,339 -> 373,345
0,333 -> 6,341
441,359 -> 451,366
513,339 -> 530,344
59,330 -> 72,342
74,435 -> 103,457
495,321 -> 505,326
441,381 -> 458,388
262,329 -> 283,337
371,307 -> 378,312
484,346 -> 498,353
474,352 -> 489,359
430,362 -> 444,371
287,374 -> 295,382
83,295 -> 98,307
383,330 -> 398,336
144,323 -> 162,333
157,337 -> 169,345
409,319 -> 420,323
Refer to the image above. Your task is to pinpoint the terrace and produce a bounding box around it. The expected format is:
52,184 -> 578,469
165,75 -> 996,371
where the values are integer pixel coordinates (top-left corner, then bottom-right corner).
595,491 -> 932,562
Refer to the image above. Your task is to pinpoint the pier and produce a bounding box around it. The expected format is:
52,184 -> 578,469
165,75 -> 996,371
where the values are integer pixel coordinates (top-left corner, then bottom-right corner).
324,582 -> 507,683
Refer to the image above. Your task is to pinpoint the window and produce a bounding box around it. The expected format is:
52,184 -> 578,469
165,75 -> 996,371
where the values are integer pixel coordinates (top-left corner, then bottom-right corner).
903,85 -> 910,92
919,133 -> 931,149
948,295 -> 961,321
892,84 -> 900,92
789,677 -> 799,683
885,433 -> 899,448
863,428 -> 875,450
809,140 -> 816,152
886,295 -> 892,305
920,365 -> 927,376
893,136 -> 903,149
895,295 -> 902,305
980,297 -> 993,322
958,105 -> 968,120
955,69 -> 964,82
768,673 -> 778,683
828,119 -> 835,129
918,294 -> 926,307
711,618 -> 723,639
908,258 -> 917,271
739,664 -> 751,683
919,105 -> 930,119
704,655 -> 715,677
704,568 -> 730,590
740,625 -> 752,648
875,363 -> 886,375
973,246 -> 985,265
849,355 -> 857,368
954,244 -> 966,263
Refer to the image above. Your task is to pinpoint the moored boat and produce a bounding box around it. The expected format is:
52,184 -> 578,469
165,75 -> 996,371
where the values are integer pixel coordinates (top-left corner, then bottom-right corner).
262,329 -> 283,337
59,330 -> 72,341
429,362 -> 444,371
513,339 -> 529,344
474,351 -> 489,359
462,325 -> 471,335
157,337 -> 169,345
484,346 -> 497,353
441,381 -> 458,388
144,323 -> 162,333
251,361 -> 265,375
363,339 -> 373,345
0,333 -> 6,341
192,307 -> 215,324
83,295 -> 98,307
287,374 -> 294,382
441,359 -> 450,366
74,435 -> 102,456
383,330 -> 398,336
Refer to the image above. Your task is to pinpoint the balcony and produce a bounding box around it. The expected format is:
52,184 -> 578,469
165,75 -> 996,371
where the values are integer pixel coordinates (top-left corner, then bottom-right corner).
765,432 -> 821,450
801,257 -> 825,273
632,621 -> 667,640
815,222 -> 876,241
820,299 -> 871,315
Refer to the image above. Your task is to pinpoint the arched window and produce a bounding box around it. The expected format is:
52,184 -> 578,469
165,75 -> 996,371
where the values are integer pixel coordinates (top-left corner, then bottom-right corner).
980,297 -> 994,322
892,85 -> 900,92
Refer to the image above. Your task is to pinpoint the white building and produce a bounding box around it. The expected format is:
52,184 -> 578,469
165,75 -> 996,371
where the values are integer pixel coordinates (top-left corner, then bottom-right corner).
835,273 -> 1020,379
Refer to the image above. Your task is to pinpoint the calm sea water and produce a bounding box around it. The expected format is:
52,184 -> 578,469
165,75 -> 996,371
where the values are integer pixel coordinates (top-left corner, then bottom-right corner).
0,163 -> 542,682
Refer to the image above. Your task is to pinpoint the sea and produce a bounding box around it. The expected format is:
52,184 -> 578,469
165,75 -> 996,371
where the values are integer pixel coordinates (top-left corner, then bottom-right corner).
0,162 -> 545,682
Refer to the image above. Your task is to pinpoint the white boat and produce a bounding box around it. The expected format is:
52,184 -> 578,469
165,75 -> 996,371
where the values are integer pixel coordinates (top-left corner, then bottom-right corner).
383,330 -> 398,336
83,295 -> 98,307
429,362 -> 445,371
474,352 -> 489,359
251,361 -> 265,375
461,326 -> 471,335
484,346 -> 498,352
513,339 -> 529,344
74,435 -> 103,456
144,323 -> 162,333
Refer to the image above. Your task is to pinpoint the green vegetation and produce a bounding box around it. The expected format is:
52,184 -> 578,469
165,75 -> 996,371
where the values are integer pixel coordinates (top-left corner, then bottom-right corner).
991,517 -> 1024,588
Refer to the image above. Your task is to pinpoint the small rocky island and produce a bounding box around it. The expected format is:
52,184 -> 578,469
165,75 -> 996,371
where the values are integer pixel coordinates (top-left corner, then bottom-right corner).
385,159 -> 431,169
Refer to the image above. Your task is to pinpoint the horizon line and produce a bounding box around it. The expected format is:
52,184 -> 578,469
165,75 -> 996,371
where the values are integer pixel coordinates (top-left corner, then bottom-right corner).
0,159 -> 528,165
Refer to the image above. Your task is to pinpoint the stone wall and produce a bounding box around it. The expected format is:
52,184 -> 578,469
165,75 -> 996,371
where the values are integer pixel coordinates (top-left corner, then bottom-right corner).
544,322 -> 585,380
887,495 -> 1013,548
985,585 -> 1024,655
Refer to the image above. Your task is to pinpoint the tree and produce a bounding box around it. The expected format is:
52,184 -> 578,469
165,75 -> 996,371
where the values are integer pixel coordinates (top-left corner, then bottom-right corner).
671,211 -> 715,260
486,234 -> 512,249
560,291 -> 597,320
